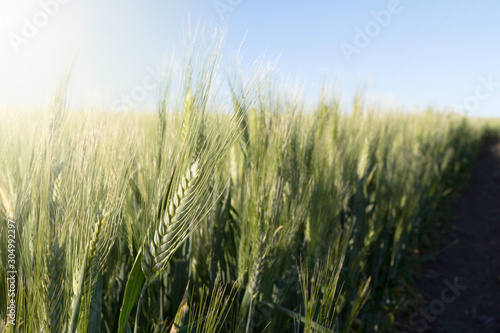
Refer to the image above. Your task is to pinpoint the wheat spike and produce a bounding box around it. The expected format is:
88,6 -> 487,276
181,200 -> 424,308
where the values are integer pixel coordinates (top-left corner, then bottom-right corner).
181,89 -> 195,144
357,139 -> 370,180
142,161 -> 199,283
41,239 -> 65,333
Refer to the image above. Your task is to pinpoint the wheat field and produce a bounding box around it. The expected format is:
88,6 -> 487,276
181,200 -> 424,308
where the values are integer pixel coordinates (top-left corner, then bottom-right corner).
0,43 -> 491,333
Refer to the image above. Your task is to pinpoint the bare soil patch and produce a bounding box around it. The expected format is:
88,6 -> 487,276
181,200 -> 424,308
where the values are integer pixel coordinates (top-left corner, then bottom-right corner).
409,140 -> 500,332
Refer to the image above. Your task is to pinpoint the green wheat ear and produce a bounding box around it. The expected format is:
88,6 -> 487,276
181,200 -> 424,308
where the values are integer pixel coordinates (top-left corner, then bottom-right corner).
142,161 -> 199,283
46,239 -> 65,332
181,89 -> 195,144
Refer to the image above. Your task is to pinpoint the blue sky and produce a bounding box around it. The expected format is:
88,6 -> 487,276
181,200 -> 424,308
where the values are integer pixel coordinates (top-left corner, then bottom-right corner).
1,0 -> 500,117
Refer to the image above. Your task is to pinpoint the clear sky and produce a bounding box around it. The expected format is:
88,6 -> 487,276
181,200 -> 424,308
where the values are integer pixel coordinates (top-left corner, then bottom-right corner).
1,0 -> 500,117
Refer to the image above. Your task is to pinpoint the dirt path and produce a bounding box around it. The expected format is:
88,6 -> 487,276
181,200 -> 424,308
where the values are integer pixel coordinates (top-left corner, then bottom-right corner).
409,140 -> 500,332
